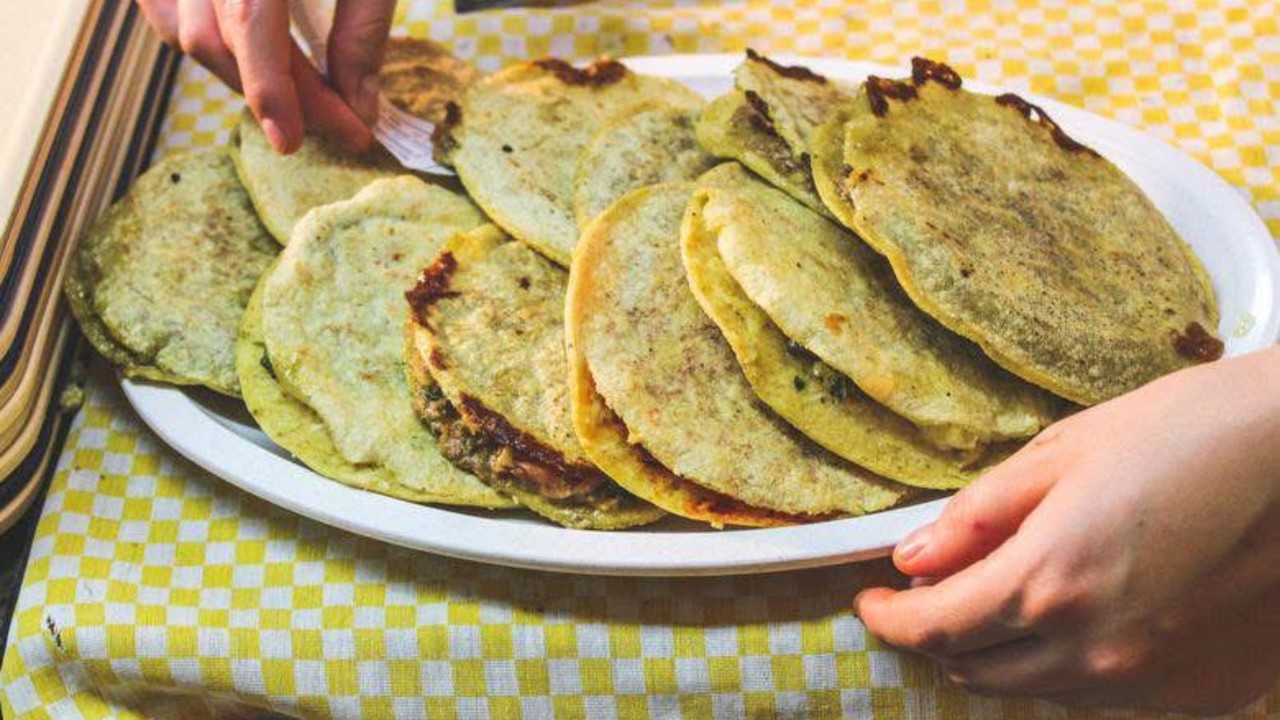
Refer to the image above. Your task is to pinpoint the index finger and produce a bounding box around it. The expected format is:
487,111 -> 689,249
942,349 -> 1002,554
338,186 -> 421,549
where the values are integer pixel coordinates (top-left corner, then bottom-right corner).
855,549 -> 1031,658
214,0 -> 302,153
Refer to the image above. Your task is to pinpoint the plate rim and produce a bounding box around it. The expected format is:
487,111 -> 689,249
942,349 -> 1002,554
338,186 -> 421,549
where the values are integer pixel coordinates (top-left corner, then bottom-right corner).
120,53 -> 1279,576
121,378 -> 952,575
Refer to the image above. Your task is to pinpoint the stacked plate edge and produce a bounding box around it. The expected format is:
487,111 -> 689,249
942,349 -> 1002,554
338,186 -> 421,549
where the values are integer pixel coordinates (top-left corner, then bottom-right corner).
0,0 -> 178,535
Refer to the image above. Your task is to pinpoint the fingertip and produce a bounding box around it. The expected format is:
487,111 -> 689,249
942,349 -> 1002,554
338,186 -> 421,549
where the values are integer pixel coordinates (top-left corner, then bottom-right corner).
852,586 -> 892,620
260,117 -> 286,152
291,46 -> 377,157
897,457 -> 1056,578
892,522 -> 933,573
247,82 -> 304,155
260,117 -> 301,155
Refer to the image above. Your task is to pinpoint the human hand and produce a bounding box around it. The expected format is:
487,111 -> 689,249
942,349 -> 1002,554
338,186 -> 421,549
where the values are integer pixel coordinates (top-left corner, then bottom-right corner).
136,0 -> 397,154
855,346 -> 1280,715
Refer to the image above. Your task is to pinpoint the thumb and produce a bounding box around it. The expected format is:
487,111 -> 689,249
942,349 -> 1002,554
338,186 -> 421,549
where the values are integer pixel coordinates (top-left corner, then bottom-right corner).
327,0 -> 396,126
894,427 -> 1066,578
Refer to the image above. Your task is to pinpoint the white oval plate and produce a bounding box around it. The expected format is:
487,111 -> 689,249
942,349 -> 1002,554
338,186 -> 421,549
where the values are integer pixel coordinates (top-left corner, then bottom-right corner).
122,54 -> 1280,576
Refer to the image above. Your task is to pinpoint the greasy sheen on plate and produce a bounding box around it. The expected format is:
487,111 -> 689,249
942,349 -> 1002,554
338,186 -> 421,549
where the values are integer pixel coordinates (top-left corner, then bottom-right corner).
573,103 -> 716,229
683,165 -> 1017,487
261,176 -> 512,508
824,58 -> 1220,405
404,225 -> 664,529
691,164 -> 1060,450
568,183 -> 909,518
439,58 -> 703,266
237,265 -> 409,499
64,150 -> 276,396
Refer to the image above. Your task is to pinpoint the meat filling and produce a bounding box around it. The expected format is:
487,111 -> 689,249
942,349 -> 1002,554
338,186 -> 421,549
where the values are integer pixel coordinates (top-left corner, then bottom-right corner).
416,382 -> 609,501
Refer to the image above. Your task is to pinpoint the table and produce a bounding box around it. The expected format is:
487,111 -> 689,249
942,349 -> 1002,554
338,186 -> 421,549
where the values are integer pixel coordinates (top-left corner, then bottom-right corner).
3,1 -> 1279,717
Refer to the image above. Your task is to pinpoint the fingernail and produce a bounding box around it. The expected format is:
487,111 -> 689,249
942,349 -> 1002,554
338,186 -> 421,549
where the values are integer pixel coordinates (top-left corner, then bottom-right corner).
261,117 -> 287,153
896,523 -> 932,563
852,590 -> 868,616
356,74 -> 381,126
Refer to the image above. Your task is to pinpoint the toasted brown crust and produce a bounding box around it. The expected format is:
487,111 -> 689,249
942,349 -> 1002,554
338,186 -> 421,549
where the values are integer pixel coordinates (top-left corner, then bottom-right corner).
832,61 -> 1219,405
531,58 -> 628,87
432,102 -> 463,161
745,48 -> 827,83
1173,322 -> 1224,362
742,90 -> 777,135
865,75 -> 919,117
729,102 -> 811,176
866,57 -> 963,117
598,410 -> 835,525
457,395 -> 607,498
910,57 -> 962,89
994,92 -> 1098,156
405,237 -> 610,502
406,251 -> 460,328
864,58 -> 1093,155
415,380 -> 610,501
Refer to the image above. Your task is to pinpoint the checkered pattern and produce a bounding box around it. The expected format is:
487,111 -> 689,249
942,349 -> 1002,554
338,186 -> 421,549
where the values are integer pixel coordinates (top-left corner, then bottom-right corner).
152,0 -> 1280,240
3,0 -> 1279,718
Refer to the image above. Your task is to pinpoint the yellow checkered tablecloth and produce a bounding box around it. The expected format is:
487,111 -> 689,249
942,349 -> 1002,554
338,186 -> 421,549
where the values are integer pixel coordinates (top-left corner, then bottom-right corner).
3,0 -> 1279,718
